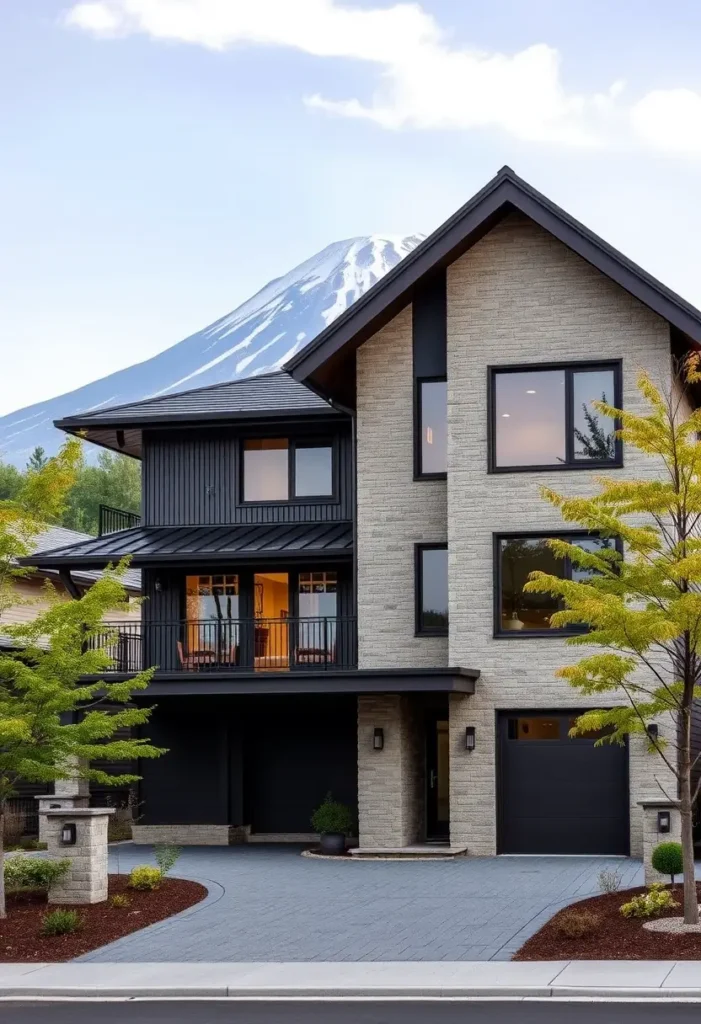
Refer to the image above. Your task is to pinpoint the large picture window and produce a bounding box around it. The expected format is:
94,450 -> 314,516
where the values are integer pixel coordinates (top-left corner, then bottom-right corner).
243,438 -> 334,502
495,533 -> 616,636
416,378 -> 447,477
416,544 -> 449,635
490,362 -> 621,471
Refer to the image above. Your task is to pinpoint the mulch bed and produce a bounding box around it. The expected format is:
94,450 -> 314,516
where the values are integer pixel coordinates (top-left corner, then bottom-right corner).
0,874 -> 207,962
516,881 -> 701,960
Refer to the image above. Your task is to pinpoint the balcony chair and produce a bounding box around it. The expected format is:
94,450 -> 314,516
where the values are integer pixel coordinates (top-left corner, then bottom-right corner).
176,640 -> 217,672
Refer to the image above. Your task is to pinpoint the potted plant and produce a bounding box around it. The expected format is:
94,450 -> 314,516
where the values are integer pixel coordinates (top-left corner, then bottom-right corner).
311,793 -> 354,855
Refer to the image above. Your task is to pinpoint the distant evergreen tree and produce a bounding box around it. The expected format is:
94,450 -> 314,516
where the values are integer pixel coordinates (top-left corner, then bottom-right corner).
26,446 -> 48,472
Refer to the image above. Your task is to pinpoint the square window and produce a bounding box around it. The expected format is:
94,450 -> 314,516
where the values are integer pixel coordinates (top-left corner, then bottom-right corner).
295,445 -> 333,497
491,363 -> 621,471
243,439 -> 289,501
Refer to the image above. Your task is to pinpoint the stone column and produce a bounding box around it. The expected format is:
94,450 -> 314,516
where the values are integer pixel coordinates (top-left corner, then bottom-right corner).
637,796 -> 682,885
35,779 -> 90,844
42,808 -> 115,904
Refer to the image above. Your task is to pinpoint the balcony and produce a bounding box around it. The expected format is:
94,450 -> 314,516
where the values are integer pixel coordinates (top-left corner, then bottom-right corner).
98,504 -> 141,537
90,617 -> 357,674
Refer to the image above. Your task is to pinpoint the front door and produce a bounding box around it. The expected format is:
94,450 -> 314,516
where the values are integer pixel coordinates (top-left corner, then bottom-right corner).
426,716 -> 450,841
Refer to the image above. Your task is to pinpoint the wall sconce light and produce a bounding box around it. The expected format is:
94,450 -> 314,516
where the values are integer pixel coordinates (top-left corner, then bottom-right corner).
646,723 -> 659,742
61,823 -> 77,846
465,727 -> 476,752
373,728 -> 384,751
657,810 -> 671,834
154,578 -> 163,592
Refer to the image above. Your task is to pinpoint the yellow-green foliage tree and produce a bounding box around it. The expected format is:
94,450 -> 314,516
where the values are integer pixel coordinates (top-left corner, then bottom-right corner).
0,440 -> 165,917
525,357 -> 701,925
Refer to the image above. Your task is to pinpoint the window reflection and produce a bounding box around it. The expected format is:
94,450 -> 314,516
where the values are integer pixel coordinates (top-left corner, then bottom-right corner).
495,370 -> 566,467
243,439 -> 289,501
295,445 -> 333,497
419,546 -> 448,632
420,380 -> 447,474
573,369 -> 616,461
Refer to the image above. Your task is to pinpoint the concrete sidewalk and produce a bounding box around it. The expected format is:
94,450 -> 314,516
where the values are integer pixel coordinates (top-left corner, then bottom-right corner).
3,961 -> 701,999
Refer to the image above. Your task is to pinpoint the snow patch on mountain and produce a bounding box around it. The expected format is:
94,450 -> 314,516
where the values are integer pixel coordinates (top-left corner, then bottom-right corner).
0,234 -> 423,465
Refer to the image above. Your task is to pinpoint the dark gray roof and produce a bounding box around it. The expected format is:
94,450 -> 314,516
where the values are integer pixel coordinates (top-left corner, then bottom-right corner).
26,525 -> 141,591
287,165 -> 701,397
56,372 -> 334,428
22,521 -> 353,569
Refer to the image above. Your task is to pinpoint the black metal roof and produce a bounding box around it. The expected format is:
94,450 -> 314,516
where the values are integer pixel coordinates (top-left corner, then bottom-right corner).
55,372 -> 341,459
287,165 -> 701,400
22,521 -> 354,569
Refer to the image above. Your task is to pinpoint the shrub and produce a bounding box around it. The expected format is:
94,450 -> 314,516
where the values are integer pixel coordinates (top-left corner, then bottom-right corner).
41,909 -> 81,936
110,893 -> 131,909
555,909 -> 600,939
620,883 -> 679,919
128,865 -> 162,891
651,842 -> 684,884
597,868 -> 623,894
4,856 -> 70,892
311,793 -> 355,836
154,843 -> 181,877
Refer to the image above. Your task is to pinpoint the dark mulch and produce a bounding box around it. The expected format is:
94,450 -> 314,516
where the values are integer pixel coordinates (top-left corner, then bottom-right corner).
516,881 -> 701,961
0,874 -> 207,962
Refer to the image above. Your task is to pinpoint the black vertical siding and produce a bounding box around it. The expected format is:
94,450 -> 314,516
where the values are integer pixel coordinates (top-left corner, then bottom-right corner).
412,270 -> 447,379
143,425 -> 352,527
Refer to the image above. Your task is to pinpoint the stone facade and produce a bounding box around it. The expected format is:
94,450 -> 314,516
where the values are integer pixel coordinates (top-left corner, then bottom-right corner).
638,798 -> 682,884
354,211 -> 678,854
42,808 -> 113,904
356,305 -> 448,670
357,694 -> 424,847
131,824 -> 233,845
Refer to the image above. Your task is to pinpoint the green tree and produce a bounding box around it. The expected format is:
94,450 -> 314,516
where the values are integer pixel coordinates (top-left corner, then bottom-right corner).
0,566 -> 164,917
0,462 -> 22,502
61,451 -> 140,535
524,357 -> 701,925
26,446 -> 48,472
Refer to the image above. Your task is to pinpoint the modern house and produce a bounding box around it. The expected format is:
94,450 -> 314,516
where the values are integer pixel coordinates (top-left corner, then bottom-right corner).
27,166 -> 701,857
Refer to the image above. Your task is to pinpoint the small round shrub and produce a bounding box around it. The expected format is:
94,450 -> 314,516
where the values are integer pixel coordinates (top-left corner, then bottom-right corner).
4,856 -> 70,892
555,909 -> 600,939
128,865 -> 162,891
310,793 -> 355,836
620,883 -> 679,919
41,909 -> 81,936
651,841 -> 683,883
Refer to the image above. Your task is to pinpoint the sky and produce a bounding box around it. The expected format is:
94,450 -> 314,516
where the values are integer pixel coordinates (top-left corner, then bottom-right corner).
3,0 -> 701,415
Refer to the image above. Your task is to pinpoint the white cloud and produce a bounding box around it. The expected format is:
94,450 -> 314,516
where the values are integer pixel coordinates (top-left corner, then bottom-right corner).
63,0 -> 701,154
631,89 -> 701,155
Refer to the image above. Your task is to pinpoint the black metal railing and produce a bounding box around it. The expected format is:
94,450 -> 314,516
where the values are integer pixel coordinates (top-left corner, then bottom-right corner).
89,617 -> 357,674
98,504 -> 141,536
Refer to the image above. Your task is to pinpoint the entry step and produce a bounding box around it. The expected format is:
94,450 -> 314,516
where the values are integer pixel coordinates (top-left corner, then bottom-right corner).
350,844 -> 468,859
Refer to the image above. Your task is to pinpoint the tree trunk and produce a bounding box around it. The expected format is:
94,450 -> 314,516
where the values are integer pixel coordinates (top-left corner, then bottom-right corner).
0,807 -> 6,919
680,711 -> 699,925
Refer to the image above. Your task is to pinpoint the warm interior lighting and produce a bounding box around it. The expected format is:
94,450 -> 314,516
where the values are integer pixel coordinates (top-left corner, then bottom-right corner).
426,426 -> 433,445
526,389 -> 536,394
502,413 -> 510,418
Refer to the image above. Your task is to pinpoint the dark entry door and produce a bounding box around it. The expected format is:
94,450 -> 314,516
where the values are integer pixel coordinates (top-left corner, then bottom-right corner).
426,716 -> 450,841
498,711 -> 629,855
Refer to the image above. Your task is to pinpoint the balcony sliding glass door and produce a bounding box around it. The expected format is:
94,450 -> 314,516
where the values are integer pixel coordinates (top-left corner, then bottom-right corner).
184,574 -> 239,669
297,571 -> 337,665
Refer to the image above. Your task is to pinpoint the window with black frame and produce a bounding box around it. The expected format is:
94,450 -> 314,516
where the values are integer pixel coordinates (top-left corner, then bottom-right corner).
491,362 -> 621,471
417,379 -> 447,476
496,534 -> 615,635
416,544 -> 449,634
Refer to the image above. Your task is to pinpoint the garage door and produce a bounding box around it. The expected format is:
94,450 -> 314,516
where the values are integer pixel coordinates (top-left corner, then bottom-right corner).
498,712 -> 629,855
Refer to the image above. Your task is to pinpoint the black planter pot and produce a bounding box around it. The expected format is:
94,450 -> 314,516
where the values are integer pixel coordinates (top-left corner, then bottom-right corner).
319,832 -> 346,856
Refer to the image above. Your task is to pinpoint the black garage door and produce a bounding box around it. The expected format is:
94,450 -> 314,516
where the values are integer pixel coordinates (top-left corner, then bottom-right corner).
498,712 -> 629,855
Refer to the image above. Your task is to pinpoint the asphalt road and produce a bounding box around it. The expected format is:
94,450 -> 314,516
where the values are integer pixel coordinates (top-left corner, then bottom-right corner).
4,1001 -> 701,1023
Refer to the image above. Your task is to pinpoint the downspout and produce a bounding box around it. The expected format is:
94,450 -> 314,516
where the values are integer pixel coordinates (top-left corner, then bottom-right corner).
58,569 -> 81,601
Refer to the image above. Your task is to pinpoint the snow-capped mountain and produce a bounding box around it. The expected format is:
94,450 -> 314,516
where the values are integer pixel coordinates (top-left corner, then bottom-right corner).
0,234 -> 422,466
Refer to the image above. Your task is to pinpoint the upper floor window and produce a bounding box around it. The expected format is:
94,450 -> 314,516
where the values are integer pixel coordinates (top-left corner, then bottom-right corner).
490,361 -> 621,471
495,533 -> 616,636
417,378 -> 447,477
243,438 -> 334,502
416,544 -> 448,635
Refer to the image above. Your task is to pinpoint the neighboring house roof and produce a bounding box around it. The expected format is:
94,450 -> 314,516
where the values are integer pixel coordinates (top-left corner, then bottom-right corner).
20,521 -> 354,569
54,372 -> 341,459
26,525 -> 141,591
286,165 -> 701,400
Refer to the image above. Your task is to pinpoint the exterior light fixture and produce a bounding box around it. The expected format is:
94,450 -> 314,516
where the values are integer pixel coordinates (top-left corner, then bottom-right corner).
646,723 -> 659,742
154,578 -> 163,592
501,413 -> 510,418
61,823 -> 77,846
465,727 -> 476,752
657,811 -> 671,834
373,728 -> 384,751
526,389 -> 536,394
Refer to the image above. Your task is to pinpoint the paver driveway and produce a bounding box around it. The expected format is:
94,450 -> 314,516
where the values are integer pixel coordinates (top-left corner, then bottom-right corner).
80,844 -> 643,963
